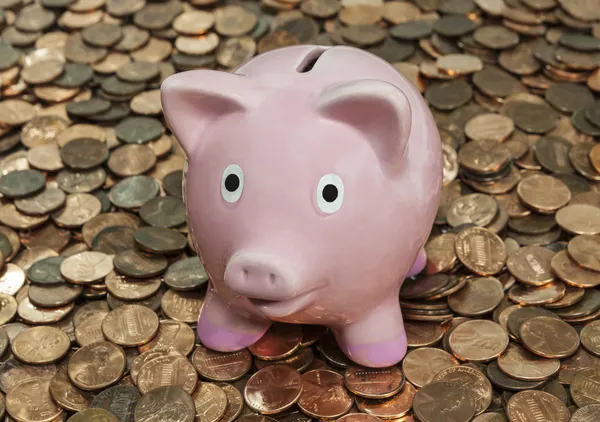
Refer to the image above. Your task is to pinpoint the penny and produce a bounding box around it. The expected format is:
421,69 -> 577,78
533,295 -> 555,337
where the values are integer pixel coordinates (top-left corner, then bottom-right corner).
571,368 -> 600,407
449,320 -> 508,362
137,320 -> 195,356
244,365 -> 302,414
134,227 -> 187,255
160,289 -> 204,323
11,326 -> 70,365
102,304 -> 159,347
344,366 -> 404,399
18,296 -> 73,325
52,192 -> 102,228
130,346 -> 182,385
519,316 -> 579,359
136,353 -> 198,394
568,235 -> 600,271
498,342 -> 560,382
517,174 -> 571,213
508,280 -> 566,306
465,114 -> 515,142
0,264 -> 26,295
551,250 -> 600,288
433,365 -> 492,416
0,357 -> 58,395
425,79 -> 472,111
49,371 -> 94,413
556,204 -> 600,235
60,251 -> 113,284
192,344 -> 252,381
458,140 -> 509,175
402,347 -> 458,388
554,289 -> 600,320
113,250 -> 166,279
68,408 -> 119,421
29,283 -> 83,307
571,405 -> 600,422
355,381 -> 416,419
413,381 -> 476,422
581,320 -> 600,357
401,274 -> 450,299
68,341 -> 126,391
133,386 -> 196,422
107,145 -> 156,177
249,323 -> 302,361
455,227 -> 506,276
0,100 -> 36,127
190,382 -> 228,422
404,320 -> 445,347
90,385 -> 140,422
15,187 -> 66,216
505,245 -> 554,286
6,378 -> 63,422
506,390 -> 569,422
0,169 -> 45,198
448,276 -> 504,317
105,271 -> 161,302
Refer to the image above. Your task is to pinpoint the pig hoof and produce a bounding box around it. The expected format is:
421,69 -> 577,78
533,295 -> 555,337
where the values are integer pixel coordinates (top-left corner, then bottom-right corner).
197,288 -> 271,351
337,334 -> 408,368
406,248 -> 426,278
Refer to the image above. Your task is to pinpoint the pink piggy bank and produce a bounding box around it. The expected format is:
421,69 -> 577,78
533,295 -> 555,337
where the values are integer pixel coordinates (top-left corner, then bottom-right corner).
161,45 -> 442,368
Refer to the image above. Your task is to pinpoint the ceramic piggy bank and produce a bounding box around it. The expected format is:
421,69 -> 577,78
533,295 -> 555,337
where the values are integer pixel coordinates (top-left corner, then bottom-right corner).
161,45 -> 442,368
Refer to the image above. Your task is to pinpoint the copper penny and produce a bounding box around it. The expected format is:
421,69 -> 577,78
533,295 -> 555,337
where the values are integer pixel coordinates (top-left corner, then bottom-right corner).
447,194 -> 498,228
136,354 -> 198,394
343,366 -> 404,399
192,344 -> 252,382
568,235 -> 600,271
49,370 -> 94,413
298,369 -> 352,419
12,326 -> 70,365
133,386 -> 196,422
517,174 -> 571,214
191,382 -> 228,422
572,368 -> 600,407
458,139 -> 510,174
556,204 -> 600,235
244,365 -> 302,414
248,323 -> 302,361
60,251 -> 113,284
448,277 -> 504,317
424,233 -> 457,274
413,381 -> 476,422
401,347 -> 458,388
68,341 -> 126,391
571,405 -> 600,422
6,378 -> 63,422
449,320 -> 509,362
465,113 -> 515,142
559,348 -> 600,385
217,383 -> 244,422
506,246 -> 555,286
433,365 -> 493,416
455,227 -> 507,276
0,293 -> 17,326
355,381 -> 416,419
160,289 -> 204,323
581,320 -> 600,357
102,304 -> 159,347
508,280 -> 566,305
497,343 -> 560,381
138,320 -> 195,356
105,271 -> 161,302
18,297 -> 73,325
254,347 -> 314,373
506,390 -> 569,422
551,250 -> 600,288
520,316 -> 579,358
404,321 -> 445,347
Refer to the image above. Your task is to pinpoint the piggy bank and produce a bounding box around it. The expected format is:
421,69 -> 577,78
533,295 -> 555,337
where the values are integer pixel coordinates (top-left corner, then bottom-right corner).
161,45 -> 442,368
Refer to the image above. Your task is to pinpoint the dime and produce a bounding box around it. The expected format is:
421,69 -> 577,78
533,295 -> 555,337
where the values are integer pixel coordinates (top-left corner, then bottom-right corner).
344,366 -> 404,399
102,304 -> 159,347
506,390 -> 569,422
244,365 -> 303,414
192,344 -> 252,381
68,341 -> 126,391
136,354 -> 198,394
133,386 -> 196,422
519,316 -> 579,358
433,365 -> 493,415
12,326 -> 70,365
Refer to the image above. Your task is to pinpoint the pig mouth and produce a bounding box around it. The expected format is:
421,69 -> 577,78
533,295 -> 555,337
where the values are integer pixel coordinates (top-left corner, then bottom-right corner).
247,290 -> 319,319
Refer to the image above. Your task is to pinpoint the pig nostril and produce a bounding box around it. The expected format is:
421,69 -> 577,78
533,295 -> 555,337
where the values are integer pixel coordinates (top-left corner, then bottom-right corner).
269,273 -> 276,285
242,269 -> 248,280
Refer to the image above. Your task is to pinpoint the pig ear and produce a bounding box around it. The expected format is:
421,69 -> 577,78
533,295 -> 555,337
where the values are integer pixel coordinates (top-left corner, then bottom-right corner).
160,70 -> 256,156
316,79 -> 412,175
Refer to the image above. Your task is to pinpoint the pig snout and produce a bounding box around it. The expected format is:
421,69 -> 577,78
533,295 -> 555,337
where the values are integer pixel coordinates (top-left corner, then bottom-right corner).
224,252 -> 304,300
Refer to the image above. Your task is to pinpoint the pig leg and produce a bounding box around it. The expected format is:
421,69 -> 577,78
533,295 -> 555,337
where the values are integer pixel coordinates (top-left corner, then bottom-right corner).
333,297 -> 407,368
197,286 -> 271,351
406,247 -> 426,278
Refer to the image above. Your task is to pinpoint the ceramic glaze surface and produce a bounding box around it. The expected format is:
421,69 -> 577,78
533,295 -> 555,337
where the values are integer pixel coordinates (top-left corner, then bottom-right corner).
160,45 -> 442,367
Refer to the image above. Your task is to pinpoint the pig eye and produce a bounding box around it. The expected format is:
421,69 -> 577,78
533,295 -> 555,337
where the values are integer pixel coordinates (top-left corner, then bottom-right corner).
317,174 -> 344,214
222,164 -> 244,203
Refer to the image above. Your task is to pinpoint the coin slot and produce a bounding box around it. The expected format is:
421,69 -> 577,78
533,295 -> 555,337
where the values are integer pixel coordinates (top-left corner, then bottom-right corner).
296,47 -> 328,73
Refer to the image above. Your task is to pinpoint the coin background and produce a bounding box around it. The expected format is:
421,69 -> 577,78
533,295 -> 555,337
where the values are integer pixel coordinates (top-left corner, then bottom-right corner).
0,0 -> 600,421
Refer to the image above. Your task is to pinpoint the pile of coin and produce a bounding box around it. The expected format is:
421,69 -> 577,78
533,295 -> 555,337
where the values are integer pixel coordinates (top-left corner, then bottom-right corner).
0,0 -> 599,420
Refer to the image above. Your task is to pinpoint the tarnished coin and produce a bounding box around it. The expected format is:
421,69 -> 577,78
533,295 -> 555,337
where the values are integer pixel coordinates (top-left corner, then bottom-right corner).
29,283 -> 84,307
15,187 -> 66,215
0,169 -> 45,198
433,365 -> 493,416
68,341 -> 126,391
506,390 -> 569,422
191,382 -> 228,422
68,408 -> 119,422
52,192 -> 102,228
0,264 -> 25,295
90,385 -> 140,422
448,320 -> 509,362
136,354 -> 198,394
454,227 -> 506,276
133,386 -> 195,422
506,246 -> 554,286
0,293 -> 17,325
344,366 -> 404,399
192,344 -> 252,381
447,194 -> 498,228
402,347 -> 458,388
134,227 -> 187,255
519,316 -> 579,358
164,257 -> 208,291
249,323 -> 302,361
60,251 -> 113,284
113,250 -> 167,279
413,381 -> 476,422
102,304 -> 159,347
18,296 -> 73,325
12,326 -> 70,365
6,378 -> 63,422
245,365 -> 303,414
